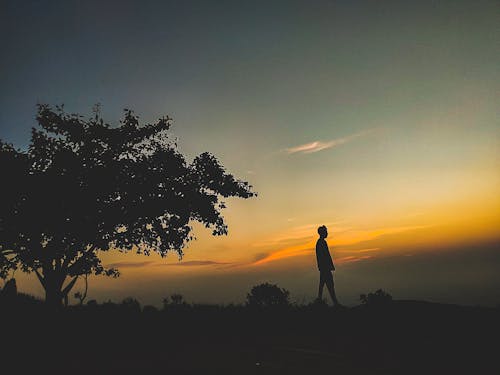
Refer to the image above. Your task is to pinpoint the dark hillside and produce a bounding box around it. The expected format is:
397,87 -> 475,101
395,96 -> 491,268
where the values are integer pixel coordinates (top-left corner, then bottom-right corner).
1,296 -> 498,374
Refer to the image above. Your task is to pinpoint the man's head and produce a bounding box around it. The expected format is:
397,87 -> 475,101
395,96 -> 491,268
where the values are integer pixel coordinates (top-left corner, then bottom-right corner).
317,225 -> 328,238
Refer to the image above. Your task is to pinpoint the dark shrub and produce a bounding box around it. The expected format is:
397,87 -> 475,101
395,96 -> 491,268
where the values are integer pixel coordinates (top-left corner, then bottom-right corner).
246,282 -> 290,308
360,289 -> 393,306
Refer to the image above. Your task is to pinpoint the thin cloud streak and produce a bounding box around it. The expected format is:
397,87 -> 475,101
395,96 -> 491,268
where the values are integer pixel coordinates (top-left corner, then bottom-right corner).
249,224 -> 428,266
251,243 -> 314,266
106,260 -> 230,269
249,245 -> 376,267
354,247 -> 380,253
106,261 -> 155,269
336,255 -> 374,264
252,221 -> 348,248
285,129 -> 375,155
160,260 -> 230,267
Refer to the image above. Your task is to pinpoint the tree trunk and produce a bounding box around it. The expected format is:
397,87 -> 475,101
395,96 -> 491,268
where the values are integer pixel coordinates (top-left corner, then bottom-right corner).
43,277 -> 65,308
37,267 -> 79,308
45,286 -> 63,308
41,269 -> 64,308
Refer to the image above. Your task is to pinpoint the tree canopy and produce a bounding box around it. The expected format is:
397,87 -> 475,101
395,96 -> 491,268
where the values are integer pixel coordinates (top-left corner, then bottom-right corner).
246,283 -> 290,308
0,104 -> 256,306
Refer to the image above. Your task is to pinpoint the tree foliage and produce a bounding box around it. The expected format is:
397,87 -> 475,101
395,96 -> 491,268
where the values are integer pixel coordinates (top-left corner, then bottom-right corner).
246,282 -> 290,308
0,104 -> 256,306
360,289 -> 393,306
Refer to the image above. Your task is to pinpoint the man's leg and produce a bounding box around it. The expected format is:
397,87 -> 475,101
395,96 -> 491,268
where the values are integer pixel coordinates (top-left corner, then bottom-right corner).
325,273 -> 340,306
317,272 -> 325,300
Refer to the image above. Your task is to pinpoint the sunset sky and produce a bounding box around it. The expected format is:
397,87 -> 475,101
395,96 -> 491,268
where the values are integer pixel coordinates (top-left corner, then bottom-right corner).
1,0 -> 499,306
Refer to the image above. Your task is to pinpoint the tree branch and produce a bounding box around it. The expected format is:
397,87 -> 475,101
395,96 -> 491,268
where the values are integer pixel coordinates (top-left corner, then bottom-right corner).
62,276 -> 78,297
66,245 -> 96,270
34,269 -> 46,289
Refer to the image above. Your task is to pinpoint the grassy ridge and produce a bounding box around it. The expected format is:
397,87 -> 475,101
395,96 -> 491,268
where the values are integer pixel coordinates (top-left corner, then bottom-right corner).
1,294 -> 498,374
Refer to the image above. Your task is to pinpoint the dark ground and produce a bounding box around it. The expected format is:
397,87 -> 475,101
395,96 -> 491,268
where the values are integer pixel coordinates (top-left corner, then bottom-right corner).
1,298 -> 499,374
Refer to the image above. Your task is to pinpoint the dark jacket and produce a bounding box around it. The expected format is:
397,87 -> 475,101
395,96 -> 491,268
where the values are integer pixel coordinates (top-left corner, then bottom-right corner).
316,238 -> 334,271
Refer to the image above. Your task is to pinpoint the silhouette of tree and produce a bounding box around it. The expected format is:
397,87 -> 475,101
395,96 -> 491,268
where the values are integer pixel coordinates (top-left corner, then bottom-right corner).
163,293 -> 187,310
246,282 -> 290,308
0,143 -> 20,280
74,273 -> 89,305
1,278 -> 17,300
360,289 -> 393,306
0,104 -> 256,307
121,297 -> 141,312
170,293 -> 185,305
0,252 -> 13,280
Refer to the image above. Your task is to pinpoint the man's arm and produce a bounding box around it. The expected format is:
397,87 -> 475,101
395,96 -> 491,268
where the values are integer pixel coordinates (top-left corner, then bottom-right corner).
315,241 -> 321,270
326,241 -> 335,270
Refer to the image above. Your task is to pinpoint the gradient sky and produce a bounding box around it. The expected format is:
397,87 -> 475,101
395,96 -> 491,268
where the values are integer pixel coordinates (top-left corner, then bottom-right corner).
1,0 -> 499,306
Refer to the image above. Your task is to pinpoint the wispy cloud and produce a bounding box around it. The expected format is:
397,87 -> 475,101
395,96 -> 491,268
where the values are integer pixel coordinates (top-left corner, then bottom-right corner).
353,247 -> 380,253
160,260 -> 230,267
106,260 -> 230,269
285,129 -> 375,155
336,255 -> 374,264
248,223 -> 428,266
251,243 -> 314,266
106,261 -> 155,269
252,221 -> 348,248
250,247 -> 376,267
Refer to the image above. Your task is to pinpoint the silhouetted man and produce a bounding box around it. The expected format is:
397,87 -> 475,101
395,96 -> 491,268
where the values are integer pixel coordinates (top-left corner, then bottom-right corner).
316,225 -> 340,306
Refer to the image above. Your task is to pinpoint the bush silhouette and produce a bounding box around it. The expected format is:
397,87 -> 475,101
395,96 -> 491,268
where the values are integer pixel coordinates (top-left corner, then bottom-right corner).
170,293 -> 185,305
246,282 -> 290,308
163,293 -> 188,310
121,297 -> 141,312
360,289 -> 393,306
